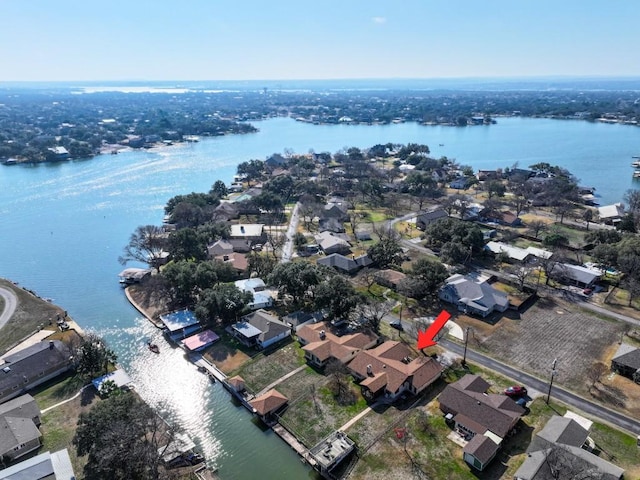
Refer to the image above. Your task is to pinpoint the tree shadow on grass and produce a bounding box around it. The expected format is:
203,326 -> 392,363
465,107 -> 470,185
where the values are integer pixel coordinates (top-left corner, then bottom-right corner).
80,386 -> 96,407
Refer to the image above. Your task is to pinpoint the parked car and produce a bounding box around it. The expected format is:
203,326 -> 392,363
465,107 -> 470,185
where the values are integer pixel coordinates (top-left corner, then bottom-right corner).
389,321 -> 403,331
504,385 -> 527,398
583,288 -> 593,295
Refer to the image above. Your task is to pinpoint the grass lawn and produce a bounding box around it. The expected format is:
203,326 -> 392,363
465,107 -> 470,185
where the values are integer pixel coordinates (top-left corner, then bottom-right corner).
279,374 -> 369,447
0,278 -> 63,354
233,341 -> 305,392
31,372 -> 86,409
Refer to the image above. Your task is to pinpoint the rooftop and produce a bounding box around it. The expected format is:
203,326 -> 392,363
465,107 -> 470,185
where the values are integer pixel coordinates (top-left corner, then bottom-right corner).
160,309 -> 199,332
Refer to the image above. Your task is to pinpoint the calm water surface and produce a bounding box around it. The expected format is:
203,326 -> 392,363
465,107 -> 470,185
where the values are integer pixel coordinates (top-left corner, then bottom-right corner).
0,116 -> 639,479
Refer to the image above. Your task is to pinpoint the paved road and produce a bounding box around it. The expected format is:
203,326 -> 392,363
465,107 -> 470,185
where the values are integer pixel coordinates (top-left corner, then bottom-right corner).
380,312 -> 640,436
0,286 -> 18,330
281,202 -> 301,263
440,338 -> 640,436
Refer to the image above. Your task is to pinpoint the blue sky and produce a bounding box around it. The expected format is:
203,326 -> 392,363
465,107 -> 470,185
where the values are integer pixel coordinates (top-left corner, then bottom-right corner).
1,0 -> 639,81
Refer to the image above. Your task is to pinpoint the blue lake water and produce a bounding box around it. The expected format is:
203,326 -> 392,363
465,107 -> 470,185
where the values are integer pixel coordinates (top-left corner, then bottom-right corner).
0,116 -> 639,479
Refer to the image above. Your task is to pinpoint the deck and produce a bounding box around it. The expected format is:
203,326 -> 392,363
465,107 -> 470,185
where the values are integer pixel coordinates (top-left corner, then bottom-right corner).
272,424 -> 317,468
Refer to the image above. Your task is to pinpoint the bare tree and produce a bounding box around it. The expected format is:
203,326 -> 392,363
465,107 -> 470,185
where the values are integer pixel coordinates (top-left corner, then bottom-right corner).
325,359 -> 356,406
119,225 -> 167,272
357,298 -> 393,334
507,266 -> 530,291
543,445 -> 602,479
586,362 -> 609,392
528,219 -> 548,239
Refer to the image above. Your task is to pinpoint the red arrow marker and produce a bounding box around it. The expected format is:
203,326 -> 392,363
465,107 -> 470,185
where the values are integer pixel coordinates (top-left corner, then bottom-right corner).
417,310 -> 451,350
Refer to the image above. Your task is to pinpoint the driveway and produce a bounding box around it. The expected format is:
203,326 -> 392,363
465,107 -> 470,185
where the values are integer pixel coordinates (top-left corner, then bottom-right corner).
281,202 -> 301,263
0,287 -> 18,330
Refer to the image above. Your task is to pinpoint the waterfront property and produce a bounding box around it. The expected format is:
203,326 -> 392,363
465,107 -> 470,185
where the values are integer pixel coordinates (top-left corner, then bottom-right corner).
182,329 -> 220,352
234,278 -> 273,310
249,389 -> 288,423
231,310 -> 290,349
160,309 -> 202,342
0,340 -> 73,404
0,394 -> 42,461
0,448 -> 75,480
438,374 -> 525,471
118,267 -> 151,285
348,341 -> 443,402
309,431 -> 356,478
91,368 -> 134,394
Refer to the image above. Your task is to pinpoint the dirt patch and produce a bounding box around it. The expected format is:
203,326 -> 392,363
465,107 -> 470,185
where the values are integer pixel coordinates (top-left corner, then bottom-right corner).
205,342 -> 251,373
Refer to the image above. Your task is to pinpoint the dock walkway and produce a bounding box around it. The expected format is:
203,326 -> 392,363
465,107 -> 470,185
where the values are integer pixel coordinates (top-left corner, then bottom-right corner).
272,423 -> 317,468
192,355 -> 228,382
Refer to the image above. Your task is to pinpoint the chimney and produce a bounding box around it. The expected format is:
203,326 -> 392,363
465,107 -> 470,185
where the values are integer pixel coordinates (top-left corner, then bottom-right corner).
366,364 -> 373,376
319,330 -> 326,340
49,340 -> 54,350
240,226 -> 245,233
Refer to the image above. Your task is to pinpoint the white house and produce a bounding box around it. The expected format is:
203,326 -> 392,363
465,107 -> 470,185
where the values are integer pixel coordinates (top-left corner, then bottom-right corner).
234,278 -> 273,310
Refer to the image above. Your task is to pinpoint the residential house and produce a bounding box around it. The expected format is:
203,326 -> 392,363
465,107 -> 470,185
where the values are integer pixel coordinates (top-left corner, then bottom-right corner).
598,203 -> 625,225
265,153 -> 287,169
234,278 -> 273,309
514,415 -> 624,480
374,269 -> 407,290
438,374 -> 525,471
207,239 -> 234,257
317,253 -> 372,275
480,209 -> 522,226
249,388 -> 288,423
348,341 -> 443,402
322,202 -> 349,222
91,368 -> 134,395
449,177 -> 470,190
319,217 -> 346,234
0,449 -> 76,480
229,224 -> 266,244
47,146 -> 69,160
316,231 -> 352,255
416,208 -> 448,230
610,343 -> 640,382
484,241 -> 552,263
118,267 -> 151,285
297,322 -> 378,368
212,202 -> 239,221
0,394 -> 42,461
476,169 -> 499,181
215,252 -> 248,276
231,310 -> 290,349
438,274 -> 509,318
0,340 -> 73,404
550,263 -> 601,289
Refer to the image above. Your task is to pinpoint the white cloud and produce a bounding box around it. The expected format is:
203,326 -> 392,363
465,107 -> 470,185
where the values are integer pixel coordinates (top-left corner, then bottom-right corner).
372,16 -> 387,25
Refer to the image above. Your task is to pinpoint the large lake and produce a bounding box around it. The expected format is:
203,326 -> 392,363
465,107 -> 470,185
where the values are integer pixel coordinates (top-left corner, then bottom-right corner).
0,116 -> 639,479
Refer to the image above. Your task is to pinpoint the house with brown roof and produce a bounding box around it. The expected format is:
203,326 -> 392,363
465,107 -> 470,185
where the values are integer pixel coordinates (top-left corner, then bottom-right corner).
374,269 -> 407,290
249,389 -> 288,423
215,252 -> 248,275
297,322 -> 378,368
348,341 -> 443,402
438,374 -> 525,471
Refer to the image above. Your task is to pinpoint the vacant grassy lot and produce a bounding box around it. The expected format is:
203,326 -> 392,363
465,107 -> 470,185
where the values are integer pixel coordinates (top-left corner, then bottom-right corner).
279,373 -> 369,447
0,278 -> 62,354
455,296 -> 626,395
233,341 -> 305,392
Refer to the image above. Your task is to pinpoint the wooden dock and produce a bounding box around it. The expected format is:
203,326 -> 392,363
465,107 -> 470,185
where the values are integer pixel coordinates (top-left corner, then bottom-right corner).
193,357 -> 227,382
272,424 -> 317,468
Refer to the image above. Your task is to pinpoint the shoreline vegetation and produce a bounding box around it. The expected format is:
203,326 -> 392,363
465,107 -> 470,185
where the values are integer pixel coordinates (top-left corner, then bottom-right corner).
3,80 -> 640,164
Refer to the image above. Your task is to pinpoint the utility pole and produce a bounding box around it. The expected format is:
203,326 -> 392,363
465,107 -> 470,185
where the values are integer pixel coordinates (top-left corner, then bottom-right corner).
462,326 -> 471,366
546,358 -> 557,404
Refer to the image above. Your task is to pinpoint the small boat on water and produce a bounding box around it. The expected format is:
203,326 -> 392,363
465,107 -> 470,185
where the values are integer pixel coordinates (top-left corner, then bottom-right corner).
632,161 -> 640,168
633,170 -> 640,178
147,341 -> 160,354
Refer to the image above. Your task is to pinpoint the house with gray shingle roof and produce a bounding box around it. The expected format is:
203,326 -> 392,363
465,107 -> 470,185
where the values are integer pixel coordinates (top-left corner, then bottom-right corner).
611,342 -> 640,382
550,263 -> 601,289
438,274 -> 509,318
514,415 -> 624,480
0,394 -> 42,461
0,341 -> 73,404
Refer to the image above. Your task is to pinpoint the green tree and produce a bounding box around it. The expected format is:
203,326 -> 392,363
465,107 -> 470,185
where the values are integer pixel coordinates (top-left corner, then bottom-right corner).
195,283 -> 252,325
247,252 -> 277,278
314,275 -> 362,320
75,333 -> 117,379
582,209 -> 594,231
237,159 -> 265,186
268,261 -> 327,306
367,236 -> 403,269
486,180 -> 506,199
410,257 -> 448,295
168,227 -> 206,262
161,260 -> 198,306
73,392 -> 168,480
210,180 -> 228,198
425,217 -> 484,256
293,232 -> 308,251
